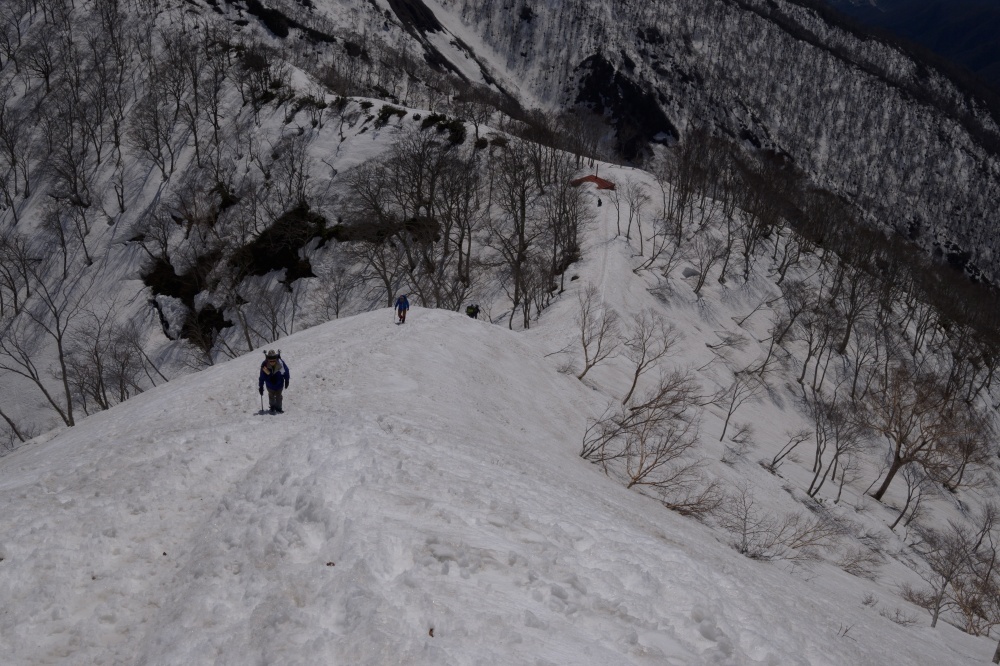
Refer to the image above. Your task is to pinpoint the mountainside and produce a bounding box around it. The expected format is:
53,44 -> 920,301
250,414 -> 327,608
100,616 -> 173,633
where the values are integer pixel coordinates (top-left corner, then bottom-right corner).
408,0 -> 1000,283
823,0 -> 1000,91
5,0 -> 1000,662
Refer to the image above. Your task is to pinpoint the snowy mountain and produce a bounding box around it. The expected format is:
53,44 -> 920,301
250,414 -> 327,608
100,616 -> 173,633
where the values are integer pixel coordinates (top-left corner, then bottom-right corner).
362,0 -> 1000,282
5,0 -> 1000,663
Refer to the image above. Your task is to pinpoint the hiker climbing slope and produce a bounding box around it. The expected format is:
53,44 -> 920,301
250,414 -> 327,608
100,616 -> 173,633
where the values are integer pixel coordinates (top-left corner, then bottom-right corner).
395,294 -> 410,324
259,350 -> 290,413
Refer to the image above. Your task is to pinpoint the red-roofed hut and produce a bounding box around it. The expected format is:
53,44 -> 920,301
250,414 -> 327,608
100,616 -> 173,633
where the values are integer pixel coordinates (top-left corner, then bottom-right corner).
569,174 -> 616,190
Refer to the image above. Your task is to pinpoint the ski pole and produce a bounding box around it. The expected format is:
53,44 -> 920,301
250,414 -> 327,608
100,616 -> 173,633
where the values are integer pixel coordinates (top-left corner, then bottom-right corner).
260,390 -> 264,413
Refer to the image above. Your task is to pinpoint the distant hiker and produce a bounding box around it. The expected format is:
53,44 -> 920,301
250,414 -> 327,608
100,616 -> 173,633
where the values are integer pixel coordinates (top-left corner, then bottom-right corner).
259,349 -> 290,413
395,294 -> 410,324
465,304 -> 480,319
597,198 -> 602,207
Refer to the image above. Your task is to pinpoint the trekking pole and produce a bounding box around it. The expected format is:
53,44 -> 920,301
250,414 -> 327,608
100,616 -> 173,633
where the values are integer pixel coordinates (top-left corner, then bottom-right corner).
260,390 -> 264,413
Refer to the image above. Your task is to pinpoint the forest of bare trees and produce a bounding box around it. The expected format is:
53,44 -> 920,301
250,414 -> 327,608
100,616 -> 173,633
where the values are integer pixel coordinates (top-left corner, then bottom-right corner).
560,123 -> 1000,643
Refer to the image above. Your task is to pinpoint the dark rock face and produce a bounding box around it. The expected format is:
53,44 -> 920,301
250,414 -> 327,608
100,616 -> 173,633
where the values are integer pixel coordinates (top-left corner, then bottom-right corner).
385,0 -> 444,36
575,53 -> 679,161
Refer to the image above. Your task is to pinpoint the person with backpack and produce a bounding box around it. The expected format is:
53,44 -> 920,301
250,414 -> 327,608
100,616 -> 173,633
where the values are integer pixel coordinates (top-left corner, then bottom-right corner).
465,304 -> 480,319
258,349 -> 290,413
395,294 -> 410,324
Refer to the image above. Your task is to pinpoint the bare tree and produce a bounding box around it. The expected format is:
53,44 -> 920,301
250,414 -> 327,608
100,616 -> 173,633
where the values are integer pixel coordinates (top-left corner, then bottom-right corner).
113,317 -> 169,387
770,227 -> 809,285
131,206 -> 178,264
0,270 -> 93,427
903,515 -> 998,630
43,93 -> 98,210
22,23 -> 58,93
128,58 -> 180,178
621,398 -> 700,492
0,97 -> 36,211
263,132 -> 315,217
836,545 -> 884,580
844,321 -> 876,399
575,284 -> 620,381
653,127 -> 719,244
607,176 -> 625,237
795,298 -> 840,390
805,391 -> 869,499
620,309 -> 678,405
408,146 -> 485,310
0,231 -> 38,316
767,428 -> 812,473
938,404 -> 994,494
0,404 -> 26,444
61,300 -> 165,415
489,137 -> 545,328
0,0 -> 31,74
310,260 -> 360,321
635,205 -> 682,275
582,369 -> 716,515
342,130 -> 485,311
715,369 -> 765,442
163,29 -> 208,168
888,464 -> 932,531
863,365 -> 980,501
453,85 -> 504,142
0,318 -> 70,426
581,402 -> 626,465
717,482 -> 841,561
735,156 -> 787,282
234,38 -> 289,112
559,109 -> 608,167
833,263 -> 880,355
687,234 -> 725,297
235,280 -> 295,345
90,0 -> 134,167
621,178 -> 650,248
754,280 -> 813,376
539,168 -> 590,293
343,233 -> 407,308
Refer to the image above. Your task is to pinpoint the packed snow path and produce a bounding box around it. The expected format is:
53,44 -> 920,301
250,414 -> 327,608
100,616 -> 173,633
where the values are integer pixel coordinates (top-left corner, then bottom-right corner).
0,310 -> 986,664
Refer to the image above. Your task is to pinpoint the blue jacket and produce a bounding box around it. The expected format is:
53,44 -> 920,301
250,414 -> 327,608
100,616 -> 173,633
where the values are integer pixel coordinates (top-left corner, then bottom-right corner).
259,358 -> 290,392
395,295 -> 410,311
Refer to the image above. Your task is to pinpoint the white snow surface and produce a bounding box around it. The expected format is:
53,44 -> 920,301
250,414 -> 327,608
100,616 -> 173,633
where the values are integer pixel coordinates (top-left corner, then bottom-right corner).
0,302 -> 989,664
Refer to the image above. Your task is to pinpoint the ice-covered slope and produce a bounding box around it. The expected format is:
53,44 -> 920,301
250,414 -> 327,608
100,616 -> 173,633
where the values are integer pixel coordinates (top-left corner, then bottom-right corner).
0,307 -> 989,665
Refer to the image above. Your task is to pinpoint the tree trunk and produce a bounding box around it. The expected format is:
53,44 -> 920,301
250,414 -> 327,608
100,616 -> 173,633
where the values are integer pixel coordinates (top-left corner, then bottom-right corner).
871,455 -> 904,501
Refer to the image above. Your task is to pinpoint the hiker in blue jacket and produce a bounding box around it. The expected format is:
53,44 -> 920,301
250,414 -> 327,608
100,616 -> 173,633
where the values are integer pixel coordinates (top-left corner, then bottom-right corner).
258,349 -> 290,413
395,293 -> 410,324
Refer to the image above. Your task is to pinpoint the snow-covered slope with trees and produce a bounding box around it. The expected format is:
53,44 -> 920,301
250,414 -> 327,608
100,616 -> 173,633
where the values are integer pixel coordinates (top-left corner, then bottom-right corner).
5,0 -> 1000,662
0,306 -> 991,665
420,0 -> 1000,281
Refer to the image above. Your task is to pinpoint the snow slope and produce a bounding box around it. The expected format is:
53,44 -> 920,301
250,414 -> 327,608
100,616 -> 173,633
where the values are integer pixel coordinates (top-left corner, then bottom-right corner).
0,304 -> 989,664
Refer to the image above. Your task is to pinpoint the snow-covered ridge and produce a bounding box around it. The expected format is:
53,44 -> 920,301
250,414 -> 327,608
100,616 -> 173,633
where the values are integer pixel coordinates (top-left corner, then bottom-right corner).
0,307 -> 988,664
